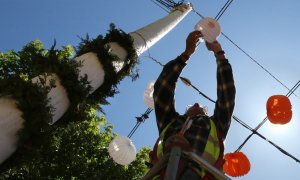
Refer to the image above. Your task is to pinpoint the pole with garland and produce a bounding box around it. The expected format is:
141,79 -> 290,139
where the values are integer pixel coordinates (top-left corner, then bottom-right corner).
0,3 -> 192,164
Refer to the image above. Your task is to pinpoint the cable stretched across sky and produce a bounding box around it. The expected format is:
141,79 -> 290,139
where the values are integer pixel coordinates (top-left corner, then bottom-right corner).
215,0 -> 235,20
127,108 -> 153,138
181,75 -> 300,163
134,0 -> 300,165
140,51 -> 300,164
235,80 -> 300,152
141,47 -> 300,164
152,0 -> 300,99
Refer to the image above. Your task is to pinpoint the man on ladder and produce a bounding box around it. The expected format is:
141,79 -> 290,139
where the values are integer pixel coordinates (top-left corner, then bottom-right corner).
148,30 -> 236,179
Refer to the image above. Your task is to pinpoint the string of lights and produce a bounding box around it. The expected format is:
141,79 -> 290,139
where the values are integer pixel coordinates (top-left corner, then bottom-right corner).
232,115 -> 300,163
235,80 -> 300,152
140,52 -> 300,163
181,75 -> 300,163
152,0 -> 299,98
127,0 -> 300,163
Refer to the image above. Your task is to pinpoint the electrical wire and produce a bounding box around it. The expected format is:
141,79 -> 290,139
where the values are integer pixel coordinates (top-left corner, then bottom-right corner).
140,49 -> 300,163
154,0 -> 183,10
145,0 -> 300,163
128,108 -> 153,138
232,115 -> 300,163
151,0 -> 170,13
235,80 -> 300,151
215,0 -> 234,20
151,0 -> 299,98
220,32 -> 299,99
184,76 -> 300,163
141,51 -> 300,163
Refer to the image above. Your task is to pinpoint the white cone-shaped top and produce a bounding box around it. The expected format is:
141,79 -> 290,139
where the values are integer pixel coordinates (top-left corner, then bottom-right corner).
129,3 -> 193,56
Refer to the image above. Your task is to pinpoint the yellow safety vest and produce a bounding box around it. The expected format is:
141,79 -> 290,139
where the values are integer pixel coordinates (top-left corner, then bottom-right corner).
201,119 -> 220,165
156,119 -> 221,178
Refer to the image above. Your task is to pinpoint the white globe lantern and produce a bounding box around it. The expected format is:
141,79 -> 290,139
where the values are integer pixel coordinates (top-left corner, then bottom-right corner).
194,17 -> 221,43
144,81 -> 155,109
108,136 -> 136,165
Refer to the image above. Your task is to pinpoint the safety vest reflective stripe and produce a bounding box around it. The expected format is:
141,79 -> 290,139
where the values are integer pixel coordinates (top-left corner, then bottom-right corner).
157,119 -> 220,161
157,121 -> 175,158
201,119 -> 220,165
155,119 -> 221,178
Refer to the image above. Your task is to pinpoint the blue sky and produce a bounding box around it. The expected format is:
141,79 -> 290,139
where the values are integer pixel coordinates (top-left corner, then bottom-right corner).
1,0 -> 300,179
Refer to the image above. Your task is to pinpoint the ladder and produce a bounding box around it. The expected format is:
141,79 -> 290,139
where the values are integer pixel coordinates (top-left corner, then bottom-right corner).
143,146 -> 231,180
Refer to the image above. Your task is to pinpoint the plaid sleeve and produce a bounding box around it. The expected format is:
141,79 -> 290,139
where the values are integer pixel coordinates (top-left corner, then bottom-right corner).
213,59 -> 236,139
153,57 -> 186,133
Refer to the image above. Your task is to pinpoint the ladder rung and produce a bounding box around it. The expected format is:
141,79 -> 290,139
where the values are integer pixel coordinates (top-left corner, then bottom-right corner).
183,151 -> 231,180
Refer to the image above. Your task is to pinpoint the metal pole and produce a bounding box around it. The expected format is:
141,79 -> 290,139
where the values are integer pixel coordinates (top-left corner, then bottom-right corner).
184,151 -> 231,180
164,146 -> 181,180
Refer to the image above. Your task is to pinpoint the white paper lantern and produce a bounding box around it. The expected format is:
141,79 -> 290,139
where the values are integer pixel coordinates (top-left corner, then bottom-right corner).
108,136 -> 136,165
144,81 -> 155,109
194,17 -> 221,43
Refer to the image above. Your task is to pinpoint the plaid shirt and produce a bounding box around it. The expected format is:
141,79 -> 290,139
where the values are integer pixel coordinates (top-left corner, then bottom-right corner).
153,56 -> 235,157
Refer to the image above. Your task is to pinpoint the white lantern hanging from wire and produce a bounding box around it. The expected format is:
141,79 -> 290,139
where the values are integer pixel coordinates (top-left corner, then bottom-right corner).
108,136 -> 136,165
194,17 -> 221,43
144,81 -> 155,109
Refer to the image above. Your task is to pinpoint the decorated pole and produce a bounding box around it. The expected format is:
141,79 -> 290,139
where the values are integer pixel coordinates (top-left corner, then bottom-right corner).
75,3 -> 192,93
0,3 -> 192,164
130,3 -> 192,56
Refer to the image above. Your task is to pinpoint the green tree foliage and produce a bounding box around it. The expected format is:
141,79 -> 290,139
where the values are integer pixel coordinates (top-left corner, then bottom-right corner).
0,112 -> 150,179
0,27 -> 146,179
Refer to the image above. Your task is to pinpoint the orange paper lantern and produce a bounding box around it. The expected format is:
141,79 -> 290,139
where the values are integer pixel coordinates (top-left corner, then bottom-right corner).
223,152 -> 250,177
266,95 -> 292,124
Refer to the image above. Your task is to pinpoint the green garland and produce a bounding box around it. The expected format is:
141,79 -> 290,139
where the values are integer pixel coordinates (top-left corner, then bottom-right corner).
76,23 -> 138,113
0,76 -> 52,145
0,24 -> 138,148
18,41 -> 93,123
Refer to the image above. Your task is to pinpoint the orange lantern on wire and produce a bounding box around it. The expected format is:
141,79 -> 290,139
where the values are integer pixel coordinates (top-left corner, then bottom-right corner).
223,152 -> 250,177
266,95 -> 292,124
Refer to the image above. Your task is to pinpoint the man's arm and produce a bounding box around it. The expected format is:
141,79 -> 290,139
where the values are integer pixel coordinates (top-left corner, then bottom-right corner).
153,31 -> 202,133
206,41 -> 236,139
153,58 -> 185,132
